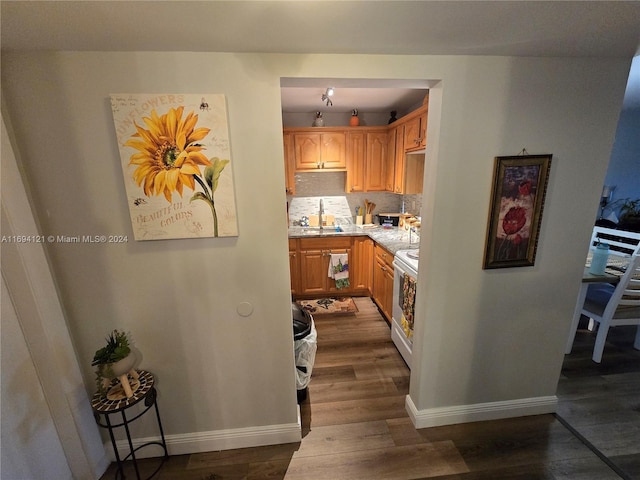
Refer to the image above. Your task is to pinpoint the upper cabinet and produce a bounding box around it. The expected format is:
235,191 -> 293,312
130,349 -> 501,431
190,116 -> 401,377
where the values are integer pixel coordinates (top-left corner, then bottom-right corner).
283,93 -> 428,193
283,132 -> 296,195
364,131 -> 388,192
402,104 -> 428,152
288,129 -> 347,171
346,128 -> 388,193
346,131 -> 366,192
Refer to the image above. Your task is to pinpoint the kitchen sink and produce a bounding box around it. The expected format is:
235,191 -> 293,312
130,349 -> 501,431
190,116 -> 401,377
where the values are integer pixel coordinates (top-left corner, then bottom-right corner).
297,225 -> 344,235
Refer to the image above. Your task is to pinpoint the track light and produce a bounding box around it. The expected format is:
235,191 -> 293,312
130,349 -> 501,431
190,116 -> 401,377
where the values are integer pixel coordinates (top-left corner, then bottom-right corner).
321,87 -> 334,106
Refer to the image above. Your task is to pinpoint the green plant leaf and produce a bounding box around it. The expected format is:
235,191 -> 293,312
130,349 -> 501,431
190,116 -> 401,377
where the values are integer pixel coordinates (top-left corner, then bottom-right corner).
204,158 -> 229,194
190,191 -> 209,203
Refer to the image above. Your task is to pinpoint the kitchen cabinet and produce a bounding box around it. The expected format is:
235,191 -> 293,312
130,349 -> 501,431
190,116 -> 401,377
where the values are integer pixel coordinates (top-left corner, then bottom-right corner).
364,131 -> 388,191
388,105 -> 426,194
283,133 -> 296,195
345,131 -> 366,192
385,127 -> 397,192
298,237 -> 353,295
291,129 -> 346,171
403,105 -> 427,153
351,236 -> 373,292
345,129 -> 388,193
372,244 -> 394,321
391,125 -> 405,193
289,238 -> 300,296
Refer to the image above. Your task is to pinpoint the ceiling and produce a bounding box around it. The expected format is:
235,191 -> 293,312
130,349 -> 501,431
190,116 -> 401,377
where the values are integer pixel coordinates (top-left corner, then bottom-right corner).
280,78 -> 433,114
3,1 -> 640,114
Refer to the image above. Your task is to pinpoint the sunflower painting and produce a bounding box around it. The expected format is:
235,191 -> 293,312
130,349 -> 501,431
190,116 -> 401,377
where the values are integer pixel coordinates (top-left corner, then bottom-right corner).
111,94 -> 238,240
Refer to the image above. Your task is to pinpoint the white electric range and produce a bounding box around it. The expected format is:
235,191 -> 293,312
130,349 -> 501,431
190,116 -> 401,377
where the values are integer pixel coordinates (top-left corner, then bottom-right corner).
391,249 -> 419,368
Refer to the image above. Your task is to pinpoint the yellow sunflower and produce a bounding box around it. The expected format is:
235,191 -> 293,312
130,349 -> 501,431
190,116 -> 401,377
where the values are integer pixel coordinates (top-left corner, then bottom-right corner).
125,107 -> 212,202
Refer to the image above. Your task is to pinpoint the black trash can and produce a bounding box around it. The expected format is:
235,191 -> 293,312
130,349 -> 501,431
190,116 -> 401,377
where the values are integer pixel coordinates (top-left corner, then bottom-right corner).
292,302 -> 317,403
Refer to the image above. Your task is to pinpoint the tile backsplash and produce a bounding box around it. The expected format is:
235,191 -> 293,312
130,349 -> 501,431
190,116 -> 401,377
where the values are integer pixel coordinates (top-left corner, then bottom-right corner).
286,172 -> 422,226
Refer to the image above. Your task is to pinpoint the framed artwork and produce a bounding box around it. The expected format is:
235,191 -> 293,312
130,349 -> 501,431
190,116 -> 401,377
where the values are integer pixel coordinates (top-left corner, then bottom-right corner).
483,154 -> 552,269
110,93 -> 238,240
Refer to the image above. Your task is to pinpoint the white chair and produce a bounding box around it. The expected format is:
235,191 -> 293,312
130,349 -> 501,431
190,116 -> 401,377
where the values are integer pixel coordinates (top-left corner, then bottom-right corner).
588,226 -> 640,257
579,253 -> 640,363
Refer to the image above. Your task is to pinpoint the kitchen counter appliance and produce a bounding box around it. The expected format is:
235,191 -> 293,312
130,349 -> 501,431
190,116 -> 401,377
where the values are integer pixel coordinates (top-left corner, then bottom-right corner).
392,249 -> 419,368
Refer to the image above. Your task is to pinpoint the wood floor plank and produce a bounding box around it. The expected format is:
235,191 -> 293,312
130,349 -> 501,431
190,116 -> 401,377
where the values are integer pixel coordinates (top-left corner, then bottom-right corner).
293,420 -> 395,458
282,441 -> 469,480
186,443 -> 299,469
306,365 -> 357,385
98,297 -> 637,480
308,377 -> 402,403
304,395 -> 409,427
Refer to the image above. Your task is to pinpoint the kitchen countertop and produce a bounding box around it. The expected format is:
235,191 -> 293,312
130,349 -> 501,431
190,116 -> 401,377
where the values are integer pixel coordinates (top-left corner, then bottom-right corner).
288,224 -> 420,255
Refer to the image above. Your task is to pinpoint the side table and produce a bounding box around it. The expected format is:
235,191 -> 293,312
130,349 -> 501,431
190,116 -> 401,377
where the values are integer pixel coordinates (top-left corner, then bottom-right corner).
91,370 -> 169,479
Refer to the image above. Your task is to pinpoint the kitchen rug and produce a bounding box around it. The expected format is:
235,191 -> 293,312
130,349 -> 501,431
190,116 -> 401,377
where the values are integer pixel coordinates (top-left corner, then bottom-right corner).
297,297 -> 358,316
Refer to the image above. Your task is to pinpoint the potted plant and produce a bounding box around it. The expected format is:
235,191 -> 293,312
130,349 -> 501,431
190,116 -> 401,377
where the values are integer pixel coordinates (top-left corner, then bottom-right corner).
613,197 -> 640,232
91,329 -> 136,395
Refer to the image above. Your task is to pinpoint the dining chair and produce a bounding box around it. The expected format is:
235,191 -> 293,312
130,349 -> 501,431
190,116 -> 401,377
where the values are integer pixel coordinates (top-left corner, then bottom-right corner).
589,226 -> 640,256
579,253 -> 640,363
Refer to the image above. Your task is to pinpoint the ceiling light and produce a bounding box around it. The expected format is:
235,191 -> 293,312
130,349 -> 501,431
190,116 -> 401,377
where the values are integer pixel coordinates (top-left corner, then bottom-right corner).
321,87 -> 334,106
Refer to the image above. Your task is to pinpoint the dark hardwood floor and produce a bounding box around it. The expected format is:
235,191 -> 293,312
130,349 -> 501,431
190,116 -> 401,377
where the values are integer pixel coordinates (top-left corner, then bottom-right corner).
100,298 -> 639,479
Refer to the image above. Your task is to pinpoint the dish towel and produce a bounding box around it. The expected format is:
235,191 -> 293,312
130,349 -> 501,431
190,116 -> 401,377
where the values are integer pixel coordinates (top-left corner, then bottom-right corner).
328,253 -> 350,289
401,272 -> 416,338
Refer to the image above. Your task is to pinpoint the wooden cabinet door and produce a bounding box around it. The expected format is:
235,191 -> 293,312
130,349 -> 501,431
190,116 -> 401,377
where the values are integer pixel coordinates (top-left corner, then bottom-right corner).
293,132 -> 346,170
393,125 -> 406,193
385,127 -> 397,192
299,249 -> 328,295
404,116 -> 422,152
372,244 -> 394,321
346,131 -> 366,193
364,132 -> 387,191
404,109 -> 427,152
294,133 -> 322,170
351,237 -> 373,292
283,133 -> 296,195
419,110 -> 427,149
298,237 -> 353,296
381,262 -> 394,321
289,239 -> 299,296
321,132 -> 347,169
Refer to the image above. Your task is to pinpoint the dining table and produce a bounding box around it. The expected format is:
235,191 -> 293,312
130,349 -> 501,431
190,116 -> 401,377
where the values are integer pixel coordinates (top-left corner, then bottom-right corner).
565,252 -> 631,354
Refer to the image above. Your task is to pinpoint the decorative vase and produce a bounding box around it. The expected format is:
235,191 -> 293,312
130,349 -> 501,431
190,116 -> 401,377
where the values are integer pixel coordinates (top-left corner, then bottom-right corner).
313,112 -> 324,127
109,353 -> 137,378
350,109 -> 359,126
97,351 -> 140,399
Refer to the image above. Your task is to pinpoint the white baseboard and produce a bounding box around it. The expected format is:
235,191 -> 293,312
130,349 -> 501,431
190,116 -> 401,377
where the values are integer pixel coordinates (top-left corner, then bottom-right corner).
406,394 -> 558,429
104,422 -> 302,460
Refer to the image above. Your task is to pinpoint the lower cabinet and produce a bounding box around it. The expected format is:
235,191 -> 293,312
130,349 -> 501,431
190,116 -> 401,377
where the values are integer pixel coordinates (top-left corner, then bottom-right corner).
372,243 -> 394,321
298,237 -> 353,296
289,238 -> 300,296
290,236 -> 372,298
352,236 -> 373,292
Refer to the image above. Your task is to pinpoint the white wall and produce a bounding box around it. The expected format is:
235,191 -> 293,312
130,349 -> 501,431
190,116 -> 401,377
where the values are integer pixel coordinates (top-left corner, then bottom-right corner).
1,113 -> 107,478
605,56 -> 640,208
1,52 -> 630,460
1,278 -> 73,480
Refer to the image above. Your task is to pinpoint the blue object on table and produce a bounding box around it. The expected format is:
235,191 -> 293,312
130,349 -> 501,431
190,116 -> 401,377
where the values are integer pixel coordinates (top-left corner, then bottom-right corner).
589,243 -> 610,275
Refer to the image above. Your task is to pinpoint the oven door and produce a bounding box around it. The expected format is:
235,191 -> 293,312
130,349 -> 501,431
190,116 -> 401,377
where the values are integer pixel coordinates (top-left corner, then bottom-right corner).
391,258 -> 416,369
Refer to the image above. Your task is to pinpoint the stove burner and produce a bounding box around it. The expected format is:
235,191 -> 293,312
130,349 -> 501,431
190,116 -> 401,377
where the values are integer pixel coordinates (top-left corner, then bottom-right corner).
407,250 -> 419,260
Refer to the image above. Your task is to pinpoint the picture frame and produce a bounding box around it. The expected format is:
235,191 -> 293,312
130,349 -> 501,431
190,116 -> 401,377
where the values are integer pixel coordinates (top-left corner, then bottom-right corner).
483,154 -> 552,269
110,93 -> 239,241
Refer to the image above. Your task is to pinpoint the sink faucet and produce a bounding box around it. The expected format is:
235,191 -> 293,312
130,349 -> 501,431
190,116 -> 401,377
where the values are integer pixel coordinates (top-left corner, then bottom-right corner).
319,198 -> 324,230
